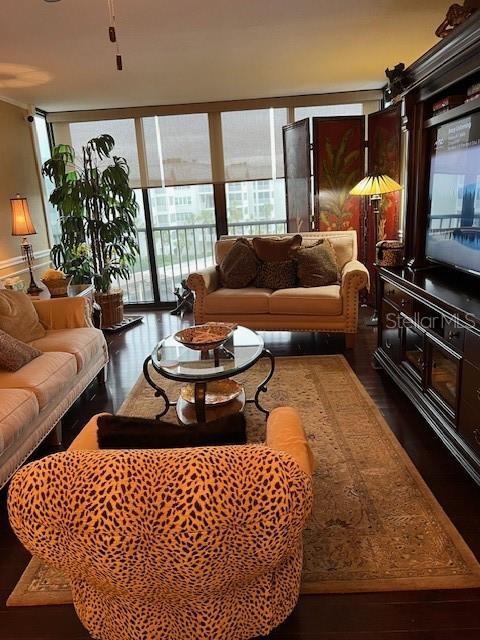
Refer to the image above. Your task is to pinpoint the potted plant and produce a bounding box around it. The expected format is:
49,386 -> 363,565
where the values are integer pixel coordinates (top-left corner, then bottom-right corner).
42,135 -> 139,328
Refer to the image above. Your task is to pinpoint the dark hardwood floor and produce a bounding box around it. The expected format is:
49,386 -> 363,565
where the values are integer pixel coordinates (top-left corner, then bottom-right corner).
1,307 -> 480,640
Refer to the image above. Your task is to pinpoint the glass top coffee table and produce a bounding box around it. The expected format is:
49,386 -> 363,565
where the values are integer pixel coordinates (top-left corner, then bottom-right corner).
143,326 -> 275,424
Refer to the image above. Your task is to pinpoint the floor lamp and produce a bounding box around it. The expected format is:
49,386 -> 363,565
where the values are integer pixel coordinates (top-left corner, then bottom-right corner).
10,194 -> 43,295
349,174 -> 403,326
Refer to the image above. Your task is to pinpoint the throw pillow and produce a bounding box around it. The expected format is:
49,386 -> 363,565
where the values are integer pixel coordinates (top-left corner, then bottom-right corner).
219,238 -> 259,288
296,239 -> 340,287
0,329 -> 42,372
252,234 -> 302,262
256,260 -> 296,290
97,413 -> 247,449
0,290 -> 46,342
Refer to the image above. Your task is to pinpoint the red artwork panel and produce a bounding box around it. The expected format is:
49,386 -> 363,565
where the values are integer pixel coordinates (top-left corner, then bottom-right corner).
366,104 -> 402,303
313,116 -> 365,248
368,104 -> 402,241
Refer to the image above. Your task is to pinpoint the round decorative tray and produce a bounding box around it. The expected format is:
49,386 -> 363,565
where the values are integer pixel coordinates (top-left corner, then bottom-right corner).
180,380 -> 242,406
174,323 -> 234,351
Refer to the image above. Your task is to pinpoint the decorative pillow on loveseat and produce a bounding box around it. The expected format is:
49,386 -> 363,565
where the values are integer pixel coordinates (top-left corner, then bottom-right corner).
256,260 -> 297,290
252,234 -> 302,263
296,239 -> 340,287
0,329 -> 42,372
97,412 -> 247,449
0,290 -> 46,342
219,238 -> 259,288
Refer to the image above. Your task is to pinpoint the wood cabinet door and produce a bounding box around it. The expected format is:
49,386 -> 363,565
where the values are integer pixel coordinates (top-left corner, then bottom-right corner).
282,119 -> 312,233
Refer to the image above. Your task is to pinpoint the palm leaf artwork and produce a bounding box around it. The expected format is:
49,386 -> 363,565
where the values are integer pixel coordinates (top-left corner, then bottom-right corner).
42,135 -> 139,294
371,126 -> 400,239
319,129 -> 361,230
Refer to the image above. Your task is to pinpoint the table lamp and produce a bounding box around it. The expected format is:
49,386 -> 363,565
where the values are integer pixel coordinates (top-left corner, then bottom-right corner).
10,194 -> 43,294
350,174 -> 403,325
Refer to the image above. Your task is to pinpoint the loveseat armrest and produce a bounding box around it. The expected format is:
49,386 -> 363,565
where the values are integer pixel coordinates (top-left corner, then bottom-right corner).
341,259 -> 370,292
266,407 -> 315,476
187,266 -> 220,324
33,297 -> 93,330
187,266 -> 219,296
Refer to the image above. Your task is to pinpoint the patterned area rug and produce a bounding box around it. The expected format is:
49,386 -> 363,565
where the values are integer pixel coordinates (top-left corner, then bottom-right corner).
7,355 -> 480,606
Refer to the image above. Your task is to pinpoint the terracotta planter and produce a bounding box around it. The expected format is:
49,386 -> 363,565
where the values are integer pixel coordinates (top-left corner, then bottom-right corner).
94,290 -> 124,328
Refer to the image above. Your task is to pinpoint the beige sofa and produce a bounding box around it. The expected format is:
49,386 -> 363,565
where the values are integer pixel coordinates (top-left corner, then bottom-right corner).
0,296 -> 108,488
187,231 -> 369,347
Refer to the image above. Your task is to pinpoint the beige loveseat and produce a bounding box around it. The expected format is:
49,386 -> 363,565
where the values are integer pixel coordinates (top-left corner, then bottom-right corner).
187,231 -> 369,347
0,296 -> 108,488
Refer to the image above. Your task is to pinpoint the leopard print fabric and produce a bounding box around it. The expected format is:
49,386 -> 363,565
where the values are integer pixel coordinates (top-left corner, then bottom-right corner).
8,445 -> 313,640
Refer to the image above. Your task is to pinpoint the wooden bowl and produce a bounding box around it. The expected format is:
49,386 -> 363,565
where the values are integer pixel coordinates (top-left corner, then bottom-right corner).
174,323 -> 234,351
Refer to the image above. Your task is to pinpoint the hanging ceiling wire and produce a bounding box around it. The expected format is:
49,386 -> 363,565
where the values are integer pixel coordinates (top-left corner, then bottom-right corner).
107,0 -> 123,70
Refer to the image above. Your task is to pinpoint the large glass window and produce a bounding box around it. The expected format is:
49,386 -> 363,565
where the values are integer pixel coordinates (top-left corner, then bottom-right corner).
143,114 -> 211,187
33,115 -> 61,243
113,191 -> 154,303
148,185 -> 215,301
221,108 -> 286,182
46,99 -> 367,304
226,179 -> 287,235
69,119 -> 141,187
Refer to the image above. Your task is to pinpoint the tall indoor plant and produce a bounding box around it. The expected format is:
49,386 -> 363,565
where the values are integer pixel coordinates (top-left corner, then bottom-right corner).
42,134 -> 139,327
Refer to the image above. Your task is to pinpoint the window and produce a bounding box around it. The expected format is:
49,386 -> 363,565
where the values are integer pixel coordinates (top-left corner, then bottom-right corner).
112,190 -> 154,304
148,185 -> 215,301
33,115 -> 60,243
221,108 -> 287,182
143,114 -> 212,187
226,179 -> 286,235
69,119 -> 141,187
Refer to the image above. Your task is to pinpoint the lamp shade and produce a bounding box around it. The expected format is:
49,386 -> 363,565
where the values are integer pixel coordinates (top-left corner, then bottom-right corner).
11,195 -> 36,236
349,174 -> 402,197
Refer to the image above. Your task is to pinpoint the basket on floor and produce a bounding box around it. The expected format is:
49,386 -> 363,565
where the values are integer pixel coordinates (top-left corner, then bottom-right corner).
95,290 -> 124,328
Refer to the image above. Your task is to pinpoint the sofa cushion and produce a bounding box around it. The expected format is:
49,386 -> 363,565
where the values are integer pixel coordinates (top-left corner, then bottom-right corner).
204,288 -> 272,315
219,238 -> 259,288
0,389 -> 39,455
252,234 -> 302,262
0,329 -> 41,372
269,285 -> 342,316
256,260 -> 297,290
30,328 -> 106,373
0,352 -> 77,409
0,290 -> 46,342
296,239 -> 340,287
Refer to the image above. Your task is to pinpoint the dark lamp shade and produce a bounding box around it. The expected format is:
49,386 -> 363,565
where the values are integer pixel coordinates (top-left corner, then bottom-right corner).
11,196 -> 36,236
349,174 -> 403,197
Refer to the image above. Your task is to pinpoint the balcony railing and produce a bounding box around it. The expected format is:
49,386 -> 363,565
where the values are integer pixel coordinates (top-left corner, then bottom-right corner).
115,218 -> 287,304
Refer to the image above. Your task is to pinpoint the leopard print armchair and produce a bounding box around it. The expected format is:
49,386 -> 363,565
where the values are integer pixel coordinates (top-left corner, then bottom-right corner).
8,431 -> 313,640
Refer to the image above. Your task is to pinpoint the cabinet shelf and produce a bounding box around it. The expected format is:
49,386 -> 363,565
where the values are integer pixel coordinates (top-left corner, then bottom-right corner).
425,97 -> 480,128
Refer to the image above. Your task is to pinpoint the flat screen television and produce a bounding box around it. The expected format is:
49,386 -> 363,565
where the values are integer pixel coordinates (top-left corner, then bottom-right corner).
425,112 -> 480,277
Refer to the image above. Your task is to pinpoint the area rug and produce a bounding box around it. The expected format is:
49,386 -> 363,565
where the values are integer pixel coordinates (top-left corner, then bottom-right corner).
8,355 -> 480,606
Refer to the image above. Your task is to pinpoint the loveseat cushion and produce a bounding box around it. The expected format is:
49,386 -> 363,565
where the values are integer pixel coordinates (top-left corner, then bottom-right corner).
30,328 -> 106,373
204,287 -> 272,315
269,285 -> 342,316
219,238 -> 259,288
252,234 -> 302,262
0,389 -> 39,455
0,352 -> 77,409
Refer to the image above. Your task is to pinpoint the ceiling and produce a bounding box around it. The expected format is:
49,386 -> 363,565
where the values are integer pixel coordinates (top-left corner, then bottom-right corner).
0,0 -> 447,113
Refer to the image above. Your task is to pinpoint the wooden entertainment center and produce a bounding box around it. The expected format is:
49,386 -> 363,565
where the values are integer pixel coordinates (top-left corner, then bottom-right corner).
375,16 -> 480,484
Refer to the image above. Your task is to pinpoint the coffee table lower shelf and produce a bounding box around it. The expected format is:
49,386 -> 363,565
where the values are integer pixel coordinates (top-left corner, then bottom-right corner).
176,388 -> 246,425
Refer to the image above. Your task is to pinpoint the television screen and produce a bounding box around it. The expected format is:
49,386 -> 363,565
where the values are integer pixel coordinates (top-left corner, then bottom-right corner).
425,113 -> 480,276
